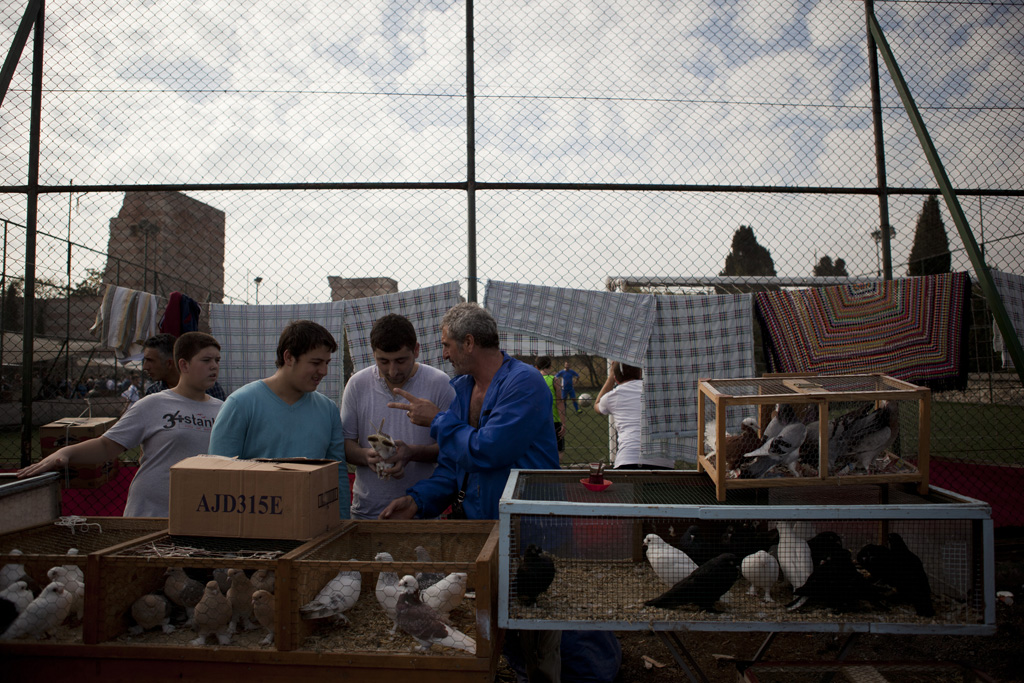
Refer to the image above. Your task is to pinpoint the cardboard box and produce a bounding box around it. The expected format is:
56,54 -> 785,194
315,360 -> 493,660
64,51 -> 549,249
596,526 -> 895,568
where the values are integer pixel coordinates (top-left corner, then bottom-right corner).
169,455 -> 343,540
39,417 -> 120,488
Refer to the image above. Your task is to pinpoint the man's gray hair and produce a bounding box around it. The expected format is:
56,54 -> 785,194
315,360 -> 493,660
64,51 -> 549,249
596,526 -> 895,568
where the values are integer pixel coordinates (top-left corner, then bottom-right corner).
442,302 -> 500,349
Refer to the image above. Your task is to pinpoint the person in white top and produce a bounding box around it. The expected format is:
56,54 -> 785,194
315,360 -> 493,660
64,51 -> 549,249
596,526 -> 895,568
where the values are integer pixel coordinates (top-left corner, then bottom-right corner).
593,361 -> 673,470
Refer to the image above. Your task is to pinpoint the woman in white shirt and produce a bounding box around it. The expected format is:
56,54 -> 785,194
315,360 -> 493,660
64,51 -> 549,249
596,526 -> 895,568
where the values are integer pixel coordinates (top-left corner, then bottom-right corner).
593,361 -> 673,470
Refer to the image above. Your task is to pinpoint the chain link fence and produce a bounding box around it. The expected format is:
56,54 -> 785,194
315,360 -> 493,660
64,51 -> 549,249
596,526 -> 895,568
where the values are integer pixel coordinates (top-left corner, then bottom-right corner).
1,0 -> 1022,525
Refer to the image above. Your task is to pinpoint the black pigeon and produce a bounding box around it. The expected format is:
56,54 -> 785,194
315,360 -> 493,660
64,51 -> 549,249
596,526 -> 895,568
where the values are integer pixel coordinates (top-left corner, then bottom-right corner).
789,547 -> 886,612
0,596 -> 18,635
857,543 -> 897,588
677,522 -> 777,566
515,544 -> 555,606
807,531 -> 844,568
887,533 -> 935,617
644,553 -> 740,611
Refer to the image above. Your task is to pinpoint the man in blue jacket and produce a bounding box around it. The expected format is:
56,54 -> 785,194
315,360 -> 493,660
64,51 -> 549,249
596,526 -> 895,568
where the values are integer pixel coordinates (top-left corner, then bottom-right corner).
381,302 -> 562,682
380,301 -> 559,520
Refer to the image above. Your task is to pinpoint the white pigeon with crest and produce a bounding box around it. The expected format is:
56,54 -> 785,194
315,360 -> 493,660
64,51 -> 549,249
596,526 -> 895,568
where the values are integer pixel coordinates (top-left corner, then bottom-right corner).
395,575 -> 476,654
374,551 -> 402,630
47,564 -> 85,620
420,572 -> 468,618
1,581 -> 72,640
776,521 -> 814,592
299,564 -> 361,623
643,534 -> 698,586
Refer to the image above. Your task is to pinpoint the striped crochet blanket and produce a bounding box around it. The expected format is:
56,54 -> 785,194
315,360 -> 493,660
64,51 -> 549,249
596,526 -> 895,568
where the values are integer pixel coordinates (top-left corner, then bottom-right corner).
754,272 -> 970,391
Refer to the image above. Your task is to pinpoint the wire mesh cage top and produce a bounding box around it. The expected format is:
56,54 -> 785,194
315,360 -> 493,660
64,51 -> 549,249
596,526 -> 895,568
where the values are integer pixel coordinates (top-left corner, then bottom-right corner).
700,374 -> 926,399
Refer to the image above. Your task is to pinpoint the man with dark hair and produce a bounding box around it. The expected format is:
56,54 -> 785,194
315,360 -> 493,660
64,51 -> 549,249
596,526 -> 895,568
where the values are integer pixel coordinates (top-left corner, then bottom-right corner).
594,361 -> 673,470
556,361 -> 581,414
142,332 -> 226,399
342,313 -> 455,519
19,331 -> 224,517
208,320 -> 350,519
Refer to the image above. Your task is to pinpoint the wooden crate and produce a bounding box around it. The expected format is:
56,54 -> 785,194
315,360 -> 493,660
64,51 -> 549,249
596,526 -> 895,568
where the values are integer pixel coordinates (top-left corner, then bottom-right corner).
697,374 -> 930,502
280,520 -> 500,665
86,531 -> 314,646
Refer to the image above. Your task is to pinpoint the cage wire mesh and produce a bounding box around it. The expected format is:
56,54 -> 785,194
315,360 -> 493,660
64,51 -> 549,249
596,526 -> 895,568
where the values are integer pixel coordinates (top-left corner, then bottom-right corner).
507,513 -> 987,629
286,521 -> 494,654
0,0 -> 1022,525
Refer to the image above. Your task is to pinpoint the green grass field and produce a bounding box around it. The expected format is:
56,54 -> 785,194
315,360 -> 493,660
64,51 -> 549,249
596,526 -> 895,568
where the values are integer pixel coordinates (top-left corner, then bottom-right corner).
2,400 -> 1021,469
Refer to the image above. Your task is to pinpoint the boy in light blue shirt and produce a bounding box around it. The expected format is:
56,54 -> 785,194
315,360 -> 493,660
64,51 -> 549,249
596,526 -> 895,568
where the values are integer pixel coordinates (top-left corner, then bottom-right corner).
209,320 -> 350,519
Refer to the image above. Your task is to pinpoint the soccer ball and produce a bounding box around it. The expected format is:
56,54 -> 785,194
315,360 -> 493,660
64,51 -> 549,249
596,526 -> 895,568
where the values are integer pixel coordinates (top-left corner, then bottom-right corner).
578,392 -> 593,407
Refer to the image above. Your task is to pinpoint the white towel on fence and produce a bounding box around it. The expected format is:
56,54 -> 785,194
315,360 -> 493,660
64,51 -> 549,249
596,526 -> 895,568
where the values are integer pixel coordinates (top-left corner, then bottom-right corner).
990,270 -> 1024,370
89,284 -> 161,361
343,282 -> 461,374
209,301 -> 346,402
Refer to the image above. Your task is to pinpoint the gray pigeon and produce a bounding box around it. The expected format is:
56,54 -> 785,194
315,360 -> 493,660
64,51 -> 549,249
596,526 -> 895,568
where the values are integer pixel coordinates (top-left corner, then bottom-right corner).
130,593 -> 175,635
395,575 -> 476,654
299,565 -> 361,623
374,552 -> 401,630
414,546 -> 445,591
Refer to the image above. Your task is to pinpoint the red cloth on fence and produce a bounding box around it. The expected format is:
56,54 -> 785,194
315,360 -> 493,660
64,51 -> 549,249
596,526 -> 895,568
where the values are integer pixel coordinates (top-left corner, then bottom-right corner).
930,458 -> 1024,528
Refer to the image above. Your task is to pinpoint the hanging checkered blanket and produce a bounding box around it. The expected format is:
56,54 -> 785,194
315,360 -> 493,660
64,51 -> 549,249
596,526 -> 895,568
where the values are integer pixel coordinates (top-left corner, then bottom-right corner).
754,272 -> 971,391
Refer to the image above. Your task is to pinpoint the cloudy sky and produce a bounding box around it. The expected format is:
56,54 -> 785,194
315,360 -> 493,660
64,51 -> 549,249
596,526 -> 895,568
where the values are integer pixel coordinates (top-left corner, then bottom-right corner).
1,0 -> 1021,303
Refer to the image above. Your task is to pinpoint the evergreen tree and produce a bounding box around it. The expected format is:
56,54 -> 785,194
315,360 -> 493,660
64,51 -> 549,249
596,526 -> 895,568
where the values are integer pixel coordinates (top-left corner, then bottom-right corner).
2,281 -> 22,331
907,195 -> 951,276
720,225 -> 776,277
813,256 -> 848,277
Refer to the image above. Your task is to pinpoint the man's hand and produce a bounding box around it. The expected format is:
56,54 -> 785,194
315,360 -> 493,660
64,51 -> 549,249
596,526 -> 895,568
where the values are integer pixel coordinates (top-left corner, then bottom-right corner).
17,451 -> 67,479
388,388 -> 441,427
379,494 -> 418,520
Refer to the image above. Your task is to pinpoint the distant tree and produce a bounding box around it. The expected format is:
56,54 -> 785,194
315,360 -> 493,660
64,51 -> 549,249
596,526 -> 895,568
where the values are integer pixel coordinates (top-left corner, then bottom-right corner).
907,195 -> 951,276
72,268 -> 104,297
720,225 -> 777,277
2,281 -> 22,331
813,256 -> 848,277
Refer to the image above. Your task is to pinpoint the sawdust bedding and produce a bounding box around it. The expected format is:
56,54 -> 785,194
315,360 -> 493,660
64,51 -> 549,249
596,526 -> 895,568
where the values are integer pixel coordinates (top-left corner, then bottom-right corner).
509,557 -> 983,627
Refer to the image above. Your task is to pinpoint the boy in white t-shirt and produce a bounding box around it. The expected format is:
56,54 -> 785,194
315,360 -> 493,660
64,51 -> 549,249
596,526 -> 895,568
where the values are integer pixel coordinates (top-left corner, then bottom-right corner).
18,332 -> 224,517
594,361 -> 673,470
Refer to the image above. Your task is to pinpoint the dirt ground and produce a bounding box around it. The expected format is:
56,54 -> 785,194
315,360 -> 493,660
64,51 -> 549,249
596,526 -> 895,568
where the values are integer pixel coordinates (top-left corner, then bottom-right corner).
498,555 -> 1024,683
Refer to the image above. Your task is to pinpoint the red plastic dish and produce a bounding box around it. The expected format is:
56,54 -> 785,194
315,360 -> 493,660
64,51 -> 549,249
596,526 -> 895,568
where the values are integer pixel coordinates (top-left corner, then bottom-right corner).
580,477 -> 612,492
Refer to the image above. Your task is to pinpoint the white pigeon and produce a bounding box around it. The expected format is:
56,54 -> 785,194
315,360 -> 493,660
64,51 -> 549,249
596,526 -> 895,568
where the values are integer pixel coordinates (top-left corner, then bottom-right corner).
129,593 -> 174,635
47,564 -> 85,620
741,550 -> 780,603
776,521 -> 814,592
374,551 -> 402,630
0,580 -> 33,614
1,581 -> 73,640
395,575 -> 476,655
191,580 -> 232,646
226,568 -> 257,633
0,549 -> 27,591
299,565 -> 361,623
420,572 -> 468,618
643,534 -> 698,586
